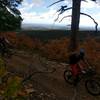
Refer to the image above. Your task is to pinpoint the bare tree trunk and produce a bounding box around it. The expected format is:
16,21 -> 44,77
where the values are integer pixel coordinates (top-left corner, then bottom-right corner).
69,0 -> 81,52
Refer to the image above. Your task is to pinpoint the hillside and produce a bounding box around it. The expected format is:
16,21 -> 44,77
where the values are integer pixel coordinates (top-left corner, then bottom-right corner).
2,50 -> 100,100
0,31 -> 99,99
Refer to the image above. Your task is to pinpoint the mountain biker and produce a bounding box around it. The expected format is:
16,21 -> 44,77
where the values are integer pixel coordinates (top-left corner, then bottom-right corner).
69,49 -> 88,85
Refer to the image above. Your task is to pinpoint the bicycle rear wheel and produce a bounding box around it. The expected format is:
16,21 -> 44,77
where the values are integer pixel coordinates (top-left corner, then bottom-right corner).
64,70 -> 75,84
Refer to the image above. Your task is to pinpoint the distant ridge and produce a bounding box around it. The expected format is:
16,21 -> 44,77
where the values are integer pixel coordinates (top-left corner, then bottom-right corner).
21,23 -> 100,31
21,23 -> 67,30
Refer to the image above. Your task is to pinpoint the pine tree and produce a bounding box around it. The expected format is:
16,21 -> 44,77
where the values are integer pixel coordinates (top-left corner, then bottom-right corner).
0,0 -> 23,31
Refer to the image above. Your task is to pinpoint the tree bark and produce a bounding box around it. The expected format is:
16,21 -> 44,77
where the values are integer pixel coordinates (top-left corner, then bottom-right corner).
69,0 -> 81,52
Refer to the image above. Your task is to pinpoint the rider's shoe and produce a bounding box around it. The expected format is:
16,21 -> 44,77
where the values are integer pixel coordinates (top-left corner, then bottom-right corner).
82,70 -> 86,74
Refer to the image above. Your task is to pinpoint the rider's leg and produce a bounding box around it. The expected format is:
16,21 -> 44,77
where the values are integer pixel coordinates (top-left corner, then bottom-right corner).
70,64 -> 81,86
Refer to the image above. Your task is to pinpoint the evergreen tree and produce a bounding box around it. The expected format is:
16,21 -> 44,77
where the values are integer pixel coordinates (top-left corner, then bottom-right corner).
0,0 -> 23,31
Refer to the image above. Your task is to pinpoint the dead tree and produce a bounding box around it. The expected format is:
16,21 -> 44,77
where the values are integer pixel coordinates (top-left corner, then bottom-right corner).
70,0 -> 81,51
48,0 -> 98,52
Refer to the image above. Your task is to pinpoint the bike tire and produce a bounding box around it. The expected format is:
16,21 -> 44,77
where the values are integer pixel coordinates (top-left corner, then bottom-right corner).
64,70 -> 74,84
85,79 -> 100,96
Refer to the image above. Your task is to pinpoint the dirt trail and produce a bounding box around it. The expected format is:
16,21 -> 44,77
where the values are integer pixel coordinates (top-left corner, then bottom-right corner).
5,50 -> 100,100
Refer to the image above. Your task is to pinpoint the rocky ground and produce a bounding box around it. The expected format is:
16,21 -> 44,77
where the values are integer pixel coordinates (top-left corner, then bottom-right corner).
3,50 -> 100,100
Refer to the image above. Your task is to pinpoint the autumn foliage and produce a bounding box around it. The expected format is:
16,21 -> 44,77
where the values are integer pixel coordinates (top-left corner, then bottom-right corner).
80,38 -> 100,70
0,32 -> 100,98
0,32 -> 42,50
0,32 -> 100,65
40,38 -> 70,61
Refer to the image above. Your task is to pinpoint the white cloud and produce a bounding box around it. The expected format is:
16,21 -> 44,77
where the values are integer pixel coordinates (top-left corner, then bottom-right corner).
22,8 -> 57,24
80,12 -> 100,28
19,1 -> 34,13
80,15 -> 94,26
32,0 -> 44,7
81,0 -> 100,12
20,0 -> 44,8
40,8 -> 56,19
81,0 -> 96,9
21,6 -> 72,25
19,0 -> 40,23
19,0 -> 100,27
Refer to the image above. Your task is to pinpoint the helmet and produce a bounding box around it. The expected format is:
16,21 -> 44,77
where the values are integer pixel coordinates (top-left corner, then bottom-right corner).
79,48 -> 85,59
80,48 -> 85,53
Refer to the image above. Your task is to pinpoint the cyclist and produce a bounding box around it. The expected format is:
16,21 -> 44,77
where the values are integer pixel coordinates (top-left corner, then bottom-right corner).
69,49 -> 88,85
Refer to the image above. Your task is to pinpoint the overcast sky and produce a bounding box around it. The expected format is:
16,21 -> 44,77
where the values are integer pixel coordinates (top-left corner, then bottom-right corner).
18,0 -> 100,28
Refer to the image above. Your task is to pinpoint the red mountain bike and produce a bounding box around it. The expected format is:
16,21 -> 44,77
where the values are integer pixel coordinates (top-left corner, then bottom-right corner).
64,65 -> 100,96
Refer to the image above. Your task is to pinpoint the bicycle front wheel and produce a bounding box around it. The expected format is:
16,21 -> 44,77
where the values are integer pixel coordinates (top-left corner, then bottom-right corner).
85,79 -> 100,96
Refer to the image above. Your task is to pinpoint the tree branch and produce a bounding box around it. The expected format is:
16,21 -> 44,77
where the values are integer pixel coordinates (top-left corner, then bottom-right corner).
55,7 -> 72,21
47,0 -> 65,8
59,7 -> 72,14
59,12 -> 98,32
80,12 -> 98,33
59,15 -> 71,22
47,0 -> 88,8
